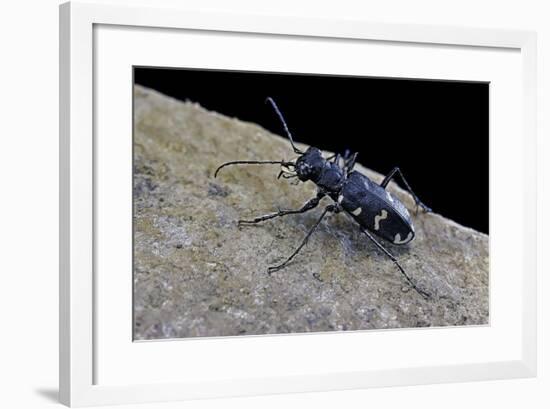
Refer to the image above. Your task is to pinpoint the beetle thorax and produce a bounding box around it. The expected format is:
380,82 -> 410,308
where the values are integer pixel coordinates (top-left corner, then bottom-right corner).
295,147 -> 344,193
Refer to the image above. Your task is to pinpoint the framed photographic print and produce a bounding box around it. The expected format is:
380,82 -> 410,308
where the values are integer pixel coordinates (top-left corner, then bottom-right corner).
59,1 -> 537,406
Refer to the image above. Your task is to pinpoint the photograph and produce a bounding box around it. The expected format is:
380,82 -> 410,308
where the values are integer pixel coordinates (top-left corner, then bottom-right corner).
132,67 -> 489,340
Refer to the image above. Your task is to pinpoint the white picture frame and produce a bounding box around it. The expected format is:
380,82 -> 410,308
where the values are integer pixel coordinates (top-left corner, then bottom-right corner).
59,1 -> 537,407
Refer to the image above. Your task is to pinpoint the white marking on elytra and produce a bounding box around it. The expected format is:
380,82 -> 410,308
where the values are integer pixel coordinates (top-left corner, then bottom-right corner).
351,207 -> 362,216
374,209 -> 388,231
394,232 -> 413,244
338,194 -> 344,204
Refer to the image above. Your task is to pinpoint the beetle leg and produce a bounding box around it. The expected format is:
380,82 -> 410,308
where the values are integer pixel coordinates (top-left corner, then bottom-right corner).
238,192 -> 324,225
267,204 -> 336,273
380,167 -> 432,213
359,227 -> 431,299
344,152 -> 358,175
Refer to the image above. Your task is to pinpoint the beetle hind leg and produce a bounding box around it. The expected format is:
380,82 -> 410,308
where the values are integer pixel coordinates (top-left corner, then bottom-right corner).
380,167 -> 432,214
359,227 -> 431,299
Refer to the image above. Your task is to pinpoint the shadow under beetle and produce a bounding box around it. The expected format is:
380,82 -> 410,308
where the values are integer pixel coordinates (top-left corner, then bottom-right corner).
215,98 -> 432,299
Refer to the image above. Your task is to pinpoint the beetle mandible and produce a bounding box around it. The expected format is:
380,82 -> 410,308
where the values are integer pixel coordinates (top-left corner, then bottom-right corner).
214,97 -> 432,299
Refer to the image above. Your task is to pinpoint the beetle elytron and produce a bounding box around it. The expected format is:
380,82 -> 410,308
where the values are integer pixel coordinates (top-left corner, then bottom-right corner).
215,98 -> 432,299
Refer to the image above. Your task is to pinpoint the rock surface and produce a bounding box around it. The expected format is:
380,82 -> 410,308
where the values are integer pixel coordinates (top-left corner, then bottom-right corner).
133,85 -> 489,340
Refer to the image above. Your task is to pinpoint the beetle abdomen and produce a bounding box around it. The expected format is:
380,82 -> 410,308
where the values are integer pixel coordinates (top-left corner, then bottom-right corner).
339,171 -> 415,245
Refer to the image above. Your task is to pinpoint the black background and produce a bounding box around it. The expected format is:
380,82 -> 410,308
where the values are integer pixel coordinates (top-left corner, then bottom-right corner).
135,67 -> 489,234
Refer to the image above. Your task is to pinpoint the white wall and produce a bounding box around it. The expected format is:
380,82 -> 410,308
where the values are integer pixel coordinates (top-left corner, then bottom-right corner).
0,0 -> 547,408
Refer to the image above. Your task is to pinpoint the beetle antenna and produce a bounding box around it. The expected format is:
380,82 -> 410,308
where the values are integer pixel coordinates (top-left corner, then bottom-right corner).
214,160 -> 294,178
266,97 -> 304,155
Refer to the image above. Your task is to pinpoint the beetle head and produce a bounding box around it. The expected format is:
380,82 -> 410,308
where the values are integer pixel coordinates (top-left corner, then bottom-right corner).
295,147 -> 325,182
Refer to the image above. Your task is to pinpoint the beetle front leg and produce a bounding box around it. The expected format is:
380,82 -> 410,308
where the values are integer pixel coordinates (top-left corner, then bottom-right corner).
238,192 -> 325,225
380,167 -> 432,213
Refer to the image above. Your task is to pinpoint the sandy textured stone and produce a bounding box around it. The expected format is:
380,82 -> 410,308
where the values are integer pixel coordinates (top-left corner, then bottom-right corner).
133,85 -> 489,340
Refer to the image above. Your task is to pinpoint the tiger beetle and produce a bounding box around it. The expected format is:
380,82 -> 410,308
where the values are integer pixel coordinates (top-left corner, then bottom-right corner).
214,97 -> 432,299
